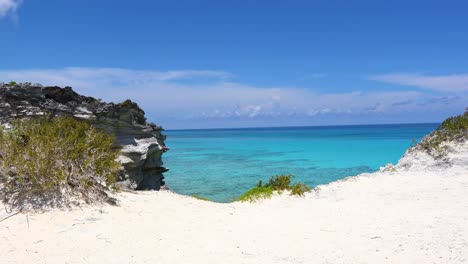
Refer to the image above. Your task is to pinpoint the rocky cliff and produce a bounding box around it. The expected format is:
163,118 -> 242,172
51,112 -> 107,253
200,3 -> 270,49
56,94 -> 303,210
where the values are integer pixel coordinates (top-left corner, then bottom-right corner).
0,83 -> 168,190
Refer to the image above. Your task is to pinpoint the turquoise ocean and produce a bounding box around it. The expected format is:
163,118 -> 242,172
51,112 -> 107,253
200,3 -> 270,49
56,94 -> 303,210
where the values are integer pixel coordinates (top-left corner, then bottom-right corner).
164,123 -> 438,202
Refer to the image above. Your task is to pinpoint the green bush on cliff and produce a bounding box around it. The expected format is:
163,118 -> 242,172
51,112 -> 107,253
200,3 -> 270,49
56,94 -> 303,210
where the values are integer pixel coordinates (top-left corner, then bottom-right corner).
237,174 -> 311,202
416,110 -> 468,155
438,110 -> 468,134
0,116 -> 121,208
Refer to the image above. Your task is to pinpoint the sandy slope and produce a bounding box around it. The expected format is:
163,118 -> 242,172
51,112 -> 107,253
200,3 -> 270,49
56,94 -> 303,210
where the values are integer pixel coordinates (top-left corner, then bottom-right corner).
1,149 -> 468,263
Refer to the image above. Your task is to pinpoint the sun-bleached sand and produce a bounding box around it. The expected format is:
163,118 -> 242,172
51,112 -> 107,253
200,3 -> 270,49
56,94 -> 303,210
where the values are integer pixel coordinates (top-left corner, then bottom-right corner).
1,144 -> 468,264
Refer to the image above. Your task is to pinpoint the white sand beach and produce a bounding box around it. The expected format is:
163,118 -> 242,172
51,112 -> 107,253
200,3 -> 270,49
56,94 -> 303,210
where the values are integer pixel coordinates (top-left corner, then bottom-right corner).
1,143 -> 468,264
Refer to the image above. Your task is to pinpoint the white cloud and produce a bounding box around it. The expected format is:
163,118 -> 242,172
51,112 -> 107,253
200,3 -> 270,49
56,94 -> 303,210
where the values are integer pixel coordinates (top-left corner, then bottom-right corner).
0,67 -> 465,128
0,0 -> 21,17
369,73 -> 468,92
0,67 -> 230,86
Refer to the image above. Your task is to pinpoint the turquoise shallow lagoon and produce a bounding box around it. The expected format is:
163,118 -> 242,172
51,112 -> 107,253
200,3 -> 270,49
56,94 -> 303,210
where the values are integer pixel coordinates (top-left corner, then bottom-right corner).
164,124 -> 438,202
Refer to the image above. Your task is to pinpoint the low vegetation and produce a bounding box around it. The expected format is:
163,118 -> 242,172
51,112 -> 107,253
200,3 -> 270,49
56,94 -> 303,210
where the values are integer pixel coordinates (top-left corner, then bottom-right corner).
1,81 -> 42,87
191,195 -> 210,201
237,186 -> 274,202
0,116 -> 121,209
237,174 -> 311,202
290,182 -> 312,196
414,110 -> 468,156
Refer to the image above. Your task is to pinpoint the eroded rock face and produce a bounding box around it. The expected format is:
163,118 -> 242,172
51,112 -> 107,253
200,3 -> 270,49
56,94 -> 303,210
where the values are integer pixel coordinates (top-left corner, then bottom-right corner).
0,83 -> 168,190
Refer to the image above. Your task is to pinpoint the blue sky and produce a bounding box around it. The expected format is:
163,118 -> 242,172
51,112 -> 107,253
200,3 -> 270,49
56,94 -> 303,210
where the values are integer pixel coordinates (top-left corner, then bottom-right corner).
1,0 -> 468,129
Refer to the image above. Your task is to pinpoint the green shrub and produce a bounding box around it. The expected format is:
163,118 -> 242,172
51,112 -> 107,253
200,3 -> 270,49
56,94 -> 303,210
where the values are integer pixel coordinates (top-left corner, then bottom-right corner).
237,174 -> 311,202
237,186 -> 273,202
439,111 -> 468,133
257,180 -> 263,187
0,116 -> 121,208
267,174 -> 293,191
290,183 -> 311,196
415,111 -> 468,155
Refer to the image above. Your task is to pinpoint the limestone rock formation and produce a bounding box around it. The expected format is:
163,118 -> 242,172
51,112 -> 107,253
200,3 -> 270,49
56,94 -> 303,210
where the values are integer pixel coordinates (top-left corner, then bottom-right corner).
379,114 -> 468,172
0,83 -> 168,190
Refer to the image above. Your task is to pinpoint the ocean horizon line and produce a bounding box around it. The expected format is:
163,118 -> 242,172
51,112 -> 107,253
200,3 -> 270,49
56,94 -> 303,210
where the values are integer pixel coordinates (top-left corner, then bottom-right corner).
165,122 -> 441,132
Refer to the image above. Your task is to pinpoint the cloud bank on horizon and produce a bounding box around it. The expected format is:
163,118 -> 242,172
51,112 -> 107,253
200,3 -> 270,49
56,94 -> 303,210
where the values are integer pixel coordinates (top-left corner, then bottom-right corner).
0,67 -> 465,129
370,73 -> 468,93
0,0 -> 21,17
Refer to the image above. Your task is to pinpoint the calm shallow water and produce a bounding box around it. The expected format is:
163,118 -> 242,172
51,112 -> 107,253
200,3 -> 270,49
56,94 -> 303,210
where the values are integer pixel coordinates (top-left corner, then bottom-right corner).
164,124 -> 438,202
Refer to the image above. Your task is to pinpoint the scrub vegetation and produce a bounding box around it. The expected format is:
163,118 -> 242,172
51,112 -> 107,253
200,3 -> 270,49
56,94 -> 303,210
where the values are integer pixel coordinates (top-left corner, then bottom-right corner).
0,116 -> 121,209
415,110 -> 468,156
237,174 -> 311,202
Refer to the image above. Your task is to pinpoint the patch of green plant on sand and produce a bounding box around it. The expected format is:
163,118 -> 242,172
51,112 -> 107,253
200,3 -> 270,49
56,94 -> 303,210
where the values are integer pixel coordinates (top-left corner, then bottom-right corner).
0,116 -> 121,209
290,182 -> 311,196
237,174 -> 311,202
237,186 -> 274,202
191,195 -> 210,201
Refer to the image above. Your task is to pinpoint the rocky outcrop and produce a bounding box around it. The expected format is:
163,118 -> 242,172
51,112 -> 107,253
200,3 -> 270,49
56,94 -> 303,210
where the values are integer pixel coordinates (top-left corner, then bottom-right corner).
379,118 -> 468,172
0,83 -> 168,190
394,139 -> 468,171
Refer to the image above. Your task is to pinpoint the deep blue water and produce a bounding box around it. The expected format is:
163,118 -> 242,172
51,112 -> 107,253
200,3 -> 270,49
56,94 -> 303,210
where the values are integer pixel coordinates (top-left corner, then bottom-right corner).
163,123 -> 438,202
